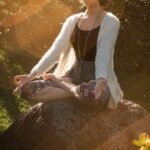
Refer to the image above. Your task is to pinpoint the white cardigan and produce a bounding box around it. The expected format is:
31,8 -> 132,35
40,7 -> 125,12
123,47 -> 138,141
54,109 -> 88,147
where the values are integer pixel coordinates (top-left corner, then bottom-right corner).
30,11 -> 124,108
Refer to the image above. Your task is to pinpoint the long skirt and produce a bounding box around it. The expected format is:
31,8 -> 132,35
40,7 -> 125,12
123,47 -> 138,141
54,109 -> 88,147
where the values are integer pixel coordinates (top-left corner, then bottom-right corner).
20,60 -> 111,108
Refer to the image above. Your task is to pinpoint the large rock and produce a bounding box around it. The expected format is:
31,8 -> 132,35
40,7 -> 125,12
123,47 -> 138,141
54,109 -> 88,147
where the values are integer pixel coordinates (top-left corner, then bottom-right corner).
0,98 -> 150,150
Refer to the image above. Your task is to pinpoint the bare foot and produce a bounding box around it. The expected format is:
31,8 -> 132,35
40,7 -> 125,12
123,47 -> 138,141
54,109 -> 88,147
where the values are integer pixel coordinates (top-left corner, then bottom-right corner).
70,85 -> 83,100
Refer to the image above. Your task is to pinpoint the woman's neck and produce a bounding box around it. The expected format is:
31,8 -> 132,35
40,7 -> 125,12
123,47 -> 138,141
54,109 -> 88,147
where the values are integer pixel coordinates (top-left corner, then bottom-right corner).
84,5 -> 104,18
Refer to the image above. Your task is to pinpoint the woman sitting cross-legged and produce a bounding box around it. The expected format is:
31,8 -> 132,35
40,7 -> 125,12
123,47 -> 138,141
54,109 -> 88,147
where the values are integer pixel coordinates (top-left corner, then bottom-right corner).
13,0 -> 124,109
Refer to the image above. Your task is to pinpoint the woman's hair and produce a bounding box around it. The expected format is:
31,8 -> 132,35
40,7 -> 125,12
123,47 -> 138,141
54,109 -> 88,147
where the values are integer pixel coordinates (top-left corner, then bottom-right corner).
79,0 -> 108,8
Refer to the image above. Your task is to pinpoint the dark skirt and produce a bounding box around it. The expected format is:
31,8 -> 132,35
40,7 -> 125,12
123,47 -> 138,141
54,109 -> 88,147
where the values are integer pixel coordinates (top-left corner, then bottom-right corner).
62,60 -> 96,85
20,60 -> 111,108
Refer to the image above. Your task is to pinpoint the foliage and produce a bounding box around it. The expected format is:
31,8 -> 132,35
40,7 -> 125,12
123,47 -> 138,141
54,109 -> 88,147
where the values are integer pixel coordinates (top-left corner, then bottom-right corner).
115,0 -> 150,73
0,49 -> 32,133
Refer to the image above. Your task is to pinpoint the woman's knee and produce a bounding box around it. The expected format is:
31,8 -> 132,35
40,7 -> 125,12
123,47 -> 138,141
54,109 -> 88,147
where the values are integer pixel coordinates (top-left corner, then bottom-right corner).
20,82 -> 35,100
20,80 -> 45,100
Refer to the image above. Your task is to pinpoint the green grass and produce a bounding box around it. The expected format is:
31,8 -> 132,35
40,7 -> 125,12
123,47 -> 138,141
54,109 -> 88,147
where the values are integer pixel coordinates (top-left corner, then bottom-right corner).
0,94 -> 32,133
0,97 -> 12,132
0,48 -> 34,133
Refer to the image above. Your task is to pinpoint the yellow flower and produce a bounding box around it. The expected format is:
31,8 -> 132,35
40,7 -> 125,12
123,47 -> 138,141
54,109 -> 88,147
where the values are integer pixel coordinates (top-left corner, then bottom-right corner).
132,133 -> 150,150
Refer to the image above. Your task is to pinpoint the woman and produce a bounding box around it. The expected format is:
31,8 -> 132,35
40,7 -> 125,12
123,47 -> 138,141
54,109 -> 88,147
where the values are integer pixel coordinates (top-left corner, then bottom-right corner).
13,0 -> 124,109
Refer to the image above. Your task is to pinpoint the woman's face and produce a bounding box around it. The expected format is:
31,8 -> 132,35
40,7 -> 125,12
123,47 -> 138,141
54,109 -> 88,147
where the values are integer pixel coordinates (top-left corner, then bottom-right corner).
81,0 -> 100,7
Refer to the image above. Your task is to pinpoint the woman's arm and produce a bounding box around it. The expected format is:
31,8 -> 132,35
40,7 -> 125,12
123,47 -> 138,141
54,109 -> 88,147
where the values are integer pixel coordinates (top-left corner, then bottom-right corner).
30,16 -> 72,78
95,18 -> 121,82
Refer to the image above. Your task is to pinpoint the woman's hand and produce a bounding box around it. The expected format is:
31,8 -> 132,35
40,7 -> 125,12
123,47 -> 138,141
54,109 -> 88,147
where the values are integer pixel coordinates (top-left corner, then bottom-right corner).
94,77 -> 107,101
13,71 -> 36,94
42,73 -> 63,82
42,73 -> 53,80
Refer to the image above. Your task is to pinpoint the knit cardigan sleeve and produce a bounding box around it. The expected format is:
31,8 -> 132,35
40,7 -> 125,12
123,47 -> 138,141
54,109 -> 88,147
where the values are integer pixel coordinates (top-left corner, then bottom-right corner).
95,18 -> 120,82
30,16 -> 72,77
